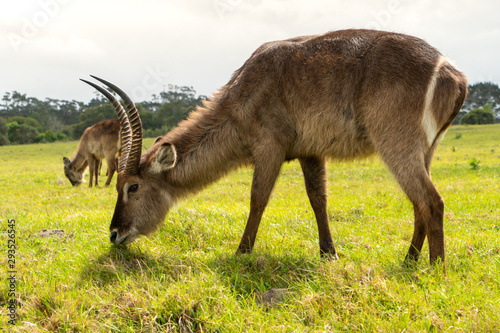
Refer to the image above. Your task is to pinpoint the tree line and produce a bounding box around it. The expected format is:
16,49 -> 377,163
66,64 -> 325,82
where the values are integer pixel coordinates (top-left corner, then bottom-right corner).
0,86 -> 207,146
454,82 -> 500,125
0,82 -> 499,146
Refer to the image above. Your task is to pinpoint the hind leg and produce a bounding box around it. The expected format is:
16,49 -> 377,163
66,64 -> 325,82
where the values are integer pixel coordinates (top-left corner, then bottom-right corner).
377,147 -> 445,266
404,152 -> 438,263
104,154 -> 116,186
405,206 -> 429,263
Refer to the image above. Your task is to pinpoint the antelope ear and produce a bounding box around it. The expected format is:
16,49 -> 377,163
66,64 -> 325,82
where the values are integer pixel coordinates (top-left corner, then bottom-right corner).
63,157 -> 71,166
150,142 -> 177,173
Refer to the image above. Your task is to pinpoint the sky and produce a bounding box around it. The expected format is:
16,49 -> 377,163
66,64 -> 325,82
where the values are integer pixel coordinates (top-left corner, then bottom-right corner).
1,0 -> 499,103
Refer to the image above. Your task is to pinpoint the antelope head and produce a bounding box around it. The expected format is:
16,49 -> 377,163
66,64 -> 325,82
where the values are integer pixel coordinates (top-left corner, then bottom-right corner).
81,76 -> 177,244
63,157 -> 84,186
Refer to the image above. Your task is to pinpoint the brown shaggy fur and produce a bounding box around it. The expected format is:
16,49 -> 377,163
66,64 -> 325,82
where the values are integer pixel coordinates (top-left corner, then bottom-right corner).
108,29 -> 467,267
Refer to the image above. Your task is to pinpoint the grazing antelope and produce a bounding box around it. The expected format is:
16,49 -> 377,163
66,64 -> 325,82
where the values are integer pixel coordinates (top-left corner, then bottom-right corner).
63,119 -> 121,187
83,29 -> 467,267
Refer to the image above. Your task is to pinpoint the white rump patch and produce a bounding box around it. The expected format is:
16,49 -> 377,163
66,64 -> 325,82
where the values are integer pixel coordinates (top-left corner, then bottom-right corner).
422,56 -> 448,147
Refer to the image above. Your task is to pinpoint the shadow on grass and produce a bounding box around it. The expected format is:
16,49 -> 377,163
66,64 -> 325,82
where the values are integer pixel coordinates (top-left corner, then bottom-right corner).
206,252 -> 324,296
78,243 -> 327,297
78,245 -> 177,286
78,241 -> 437,301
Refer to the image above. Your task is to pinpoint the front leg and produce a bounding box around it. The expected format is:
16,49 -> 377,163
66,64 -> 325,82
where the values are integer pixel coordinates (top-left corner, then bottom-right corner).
93,159 -> 100,186
299,157 -> 337,258
237,151 -> 284,254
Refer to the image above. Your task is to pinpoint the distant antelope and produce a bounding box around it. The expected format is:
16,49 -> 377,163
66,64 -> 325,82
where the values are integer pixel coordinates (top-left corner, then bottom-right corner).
83,29 -> 467,267
63,119 -> 121,187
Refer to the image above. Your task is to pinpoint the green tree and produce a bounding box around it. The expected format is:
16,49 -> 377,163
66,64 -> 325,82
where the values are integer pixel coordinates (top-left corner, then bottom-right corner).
7,116 -> 43,133
8,122 -> 40,144
40,130 -> 57,143
461,103 -> 495,125
45,98 -> 83,125
71,104 -> 117,138
462,82 -> 500,116
137,104 -> 155,130
2,92 -> 11,109
0,117 -> 9,145
0,84 -> 207,142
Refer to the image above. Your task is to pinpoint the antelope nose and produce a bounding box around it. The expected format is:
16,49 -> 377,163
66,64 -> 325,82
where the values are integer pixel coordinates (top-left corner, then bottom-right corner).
110,231 -> 118,243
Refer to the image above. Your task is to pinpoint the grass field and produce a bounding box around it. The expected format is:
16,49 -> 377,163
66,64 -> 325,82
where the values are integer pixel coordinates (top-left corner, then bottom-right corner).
1,124 -> 499,332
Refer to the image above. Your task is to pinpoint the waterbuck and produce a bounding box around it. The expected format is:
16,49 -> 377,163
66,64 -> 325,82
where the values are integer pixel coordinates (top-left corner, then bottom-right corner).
82,29 -> 467,267
63,119 -> 121,187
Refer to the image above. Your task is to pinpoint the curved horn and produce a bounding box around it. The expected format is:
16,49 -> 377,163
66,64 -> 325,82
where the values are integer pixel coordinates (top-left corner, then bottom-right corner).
80,79 -> 132,173
90,75 -> 143,176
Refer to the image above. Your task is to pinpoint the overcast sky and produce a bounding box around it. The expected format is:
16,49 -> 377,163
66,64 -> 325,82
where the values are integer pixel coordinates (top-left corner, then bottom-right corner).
1,0 -> 499,103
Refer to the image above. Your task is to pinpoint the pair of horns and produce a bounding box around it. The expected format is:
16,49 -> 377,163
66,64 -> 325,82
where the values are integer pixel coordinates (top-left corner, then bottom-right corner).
80,76 -> 142,175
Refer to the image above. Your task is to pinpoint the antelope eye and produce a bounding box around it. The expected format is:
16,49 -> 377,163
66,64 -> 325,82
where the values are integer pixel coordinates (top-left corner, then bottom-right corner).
128,184 -> 139,193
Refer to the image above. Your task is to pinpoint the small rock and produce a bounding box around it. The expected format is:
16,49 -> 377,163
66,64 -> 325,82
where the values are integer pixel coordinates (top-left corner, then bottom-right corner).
255,288 -> 289,308
33,229 -> 73,238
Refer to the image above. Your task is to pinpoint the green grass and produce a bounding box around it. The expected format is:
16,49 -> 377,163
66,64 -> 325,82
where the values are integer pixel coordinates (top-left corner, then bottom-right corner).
1,124 -> 499,332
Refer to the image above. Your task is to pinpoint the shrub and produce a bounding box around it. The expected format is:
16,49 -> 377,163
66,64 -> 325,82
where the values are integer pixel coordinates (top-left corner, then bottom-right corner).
8,122 -> 40,144
37,131 -> 68,143
44,130 -> 57,142
461,104 -> 495,125
0,134 -> 9,146
56,132 -> 67,141
6,116 -> 44,133
469,157 -> 481,170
